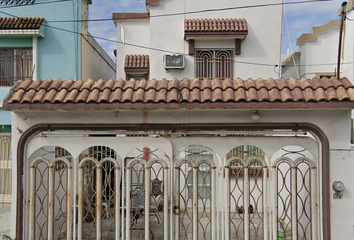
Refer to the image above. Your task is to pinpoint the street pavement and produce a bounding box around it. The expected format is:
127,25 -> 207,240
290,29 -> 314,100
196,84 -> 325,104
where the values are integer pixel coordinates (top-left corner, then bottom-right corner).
0,203 -> 11,239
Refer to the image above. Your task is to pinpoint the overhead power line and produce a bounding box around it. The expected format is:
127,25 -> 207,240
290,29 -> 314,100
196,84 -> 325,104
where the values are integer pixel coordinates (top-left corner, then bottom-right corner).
44,0 -> 341,23
0,0 -> 71,9
0,1 -> 348,68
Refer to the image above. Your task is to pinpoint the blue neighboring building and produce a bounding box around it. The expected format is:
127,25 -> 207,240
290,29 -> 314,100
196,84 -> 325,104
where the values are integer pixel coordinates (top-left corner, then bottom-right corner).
0,0 -> 116,135
0,0 -> 116,203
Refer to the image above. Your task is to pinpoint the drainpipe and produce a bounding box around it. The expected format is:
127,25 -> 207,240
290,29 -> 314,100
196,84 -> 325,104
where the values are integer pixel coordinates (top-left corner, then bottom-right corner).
337,1 -> 347,79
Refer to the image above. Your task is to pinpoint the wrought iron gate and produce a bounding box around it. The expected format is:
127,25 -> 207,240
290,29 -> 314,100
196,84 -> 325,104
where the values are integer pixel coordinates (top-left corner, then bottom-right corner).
26,140 -> 318,240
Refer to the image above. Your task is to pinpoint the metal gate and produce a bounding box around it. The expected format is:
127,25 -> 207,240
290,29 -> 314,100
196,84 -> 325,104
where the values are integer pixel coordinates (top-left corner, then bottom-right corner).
26,137 -> 318,240
0,132 -> 11,203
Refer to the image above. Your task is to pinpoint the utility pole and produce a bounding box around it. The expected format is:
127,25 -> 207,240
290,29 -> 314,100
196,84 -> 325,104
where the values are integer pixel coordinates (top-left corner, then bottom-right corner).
337,1 -> 347,79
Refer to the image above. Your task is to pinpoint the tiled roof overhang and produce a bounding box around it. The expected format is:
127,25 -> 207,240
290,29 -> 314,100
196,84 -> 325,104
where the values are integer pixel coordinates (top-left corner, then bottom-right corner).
124,55 -> 149,74
184,18 -> 248,40
0,17 -> 44,29
0,17 -> 45,37
3,77 -> 354,111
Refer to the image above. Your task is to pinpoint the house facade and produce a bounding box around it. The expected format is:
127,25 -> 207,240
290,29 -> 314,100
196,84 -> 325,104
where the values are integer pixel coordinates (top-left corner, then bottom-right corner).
0,0 -> 116,203
114,0 -> 283,80
3,77 -> 354,240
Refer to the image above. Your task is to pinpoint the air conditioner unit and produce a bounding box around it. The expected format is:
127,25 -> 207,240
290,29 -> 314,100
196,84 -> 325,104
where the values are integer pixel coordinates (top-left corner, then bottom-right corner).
164,55 -> 185,69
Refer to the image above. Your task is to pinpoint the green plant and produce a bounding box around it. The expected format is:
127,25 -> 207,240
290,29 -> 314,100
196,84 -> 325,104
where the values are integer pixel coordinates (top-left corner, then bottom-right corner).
2,234 -> 16,240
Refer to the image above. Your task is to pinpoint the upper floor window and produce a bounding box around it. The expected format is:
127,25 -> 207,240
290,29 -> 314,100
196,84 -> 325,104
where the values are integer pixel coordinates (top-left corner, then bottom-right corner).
195,49 -> 234,80
0,48 -> 32,86
0,0 -> 35,5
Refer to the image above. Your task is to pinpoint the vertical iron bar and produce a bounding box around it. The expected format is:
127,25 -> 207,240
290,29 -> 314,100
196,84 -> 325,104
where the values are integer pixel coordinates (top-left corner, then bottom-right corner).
263,167 -> 268,240
126,167 -> 131,240
78,166 -> 83,240
29,165 -> 36,240
115,166 -> 121,240
164,167 -> 169,240
145,165 -> 150,240
244,166 -> 249,240
211,167 -> 216,240
96,165 -> 102,240
311,167 -> 317,240
175,167 -> 180,240
272,166 -> 277,240
47,166 -> 54,240
193,166 -> 198,240
225,167 -> 230,240
291,167 -> 297,240
66,166 -> 72,240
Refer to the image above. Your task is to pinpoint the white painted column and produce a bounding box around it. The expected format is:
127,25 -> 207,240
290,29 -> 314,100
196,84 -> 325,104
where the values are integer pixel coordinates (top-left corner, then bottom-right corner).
244,167 -> 250,240
145,166 -> 151,240
164,167 -> 169,240
225,167 -> 230,240
32,36 -> 38,80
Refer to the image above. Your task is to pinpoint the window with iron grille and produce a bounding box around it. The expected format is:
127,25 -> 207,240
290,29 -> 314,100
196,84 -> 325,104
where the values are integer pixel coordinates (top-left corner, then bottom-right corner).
195,49 -> 234,80
0,48 -> 33,86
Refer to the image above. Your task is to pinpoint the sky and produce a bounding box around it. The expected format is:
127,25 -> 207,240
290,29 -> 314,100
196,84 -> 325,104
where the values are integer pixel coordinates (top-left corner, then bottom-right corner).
88,0 -> 343,62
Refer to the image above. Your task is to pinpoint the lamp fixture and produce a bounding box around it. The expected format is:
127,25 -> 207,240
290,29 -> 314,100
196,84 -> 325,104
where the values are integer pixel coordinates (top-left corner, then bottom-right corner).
251,110 -> 260,121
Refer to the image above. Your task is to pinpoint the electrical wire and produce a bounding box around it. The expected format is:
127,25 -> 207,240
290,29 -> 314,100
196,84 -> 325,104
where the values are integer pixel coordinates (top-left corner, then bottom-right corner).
0,0 -> 71,9
0,1 -> 348,68
40,0 -> 342,23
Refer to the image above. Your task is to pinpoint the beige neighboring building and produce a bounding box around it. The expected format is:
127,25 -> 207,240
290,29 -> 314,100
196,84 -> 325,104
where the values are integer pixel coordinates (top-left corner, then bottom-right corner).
282,20 -> 340,80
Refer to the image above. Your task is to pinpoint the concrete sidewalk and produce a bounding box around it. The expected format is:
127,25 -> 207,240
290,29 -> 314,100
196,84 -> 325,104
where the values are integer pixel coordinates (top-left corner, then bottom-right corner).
0,203 -> 11,239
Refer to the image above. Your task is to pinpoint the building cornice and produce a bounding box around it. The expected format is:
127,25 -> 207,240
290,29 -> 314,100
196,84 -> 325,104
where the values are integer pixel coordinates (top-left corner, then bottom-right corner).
296,20 -> 340,46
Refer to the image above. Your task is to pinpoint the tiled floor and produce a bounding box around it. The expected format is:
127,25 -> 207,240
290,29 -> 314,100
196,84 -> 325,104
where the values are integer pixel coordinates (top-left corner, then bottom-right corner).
0,203 -> 11,239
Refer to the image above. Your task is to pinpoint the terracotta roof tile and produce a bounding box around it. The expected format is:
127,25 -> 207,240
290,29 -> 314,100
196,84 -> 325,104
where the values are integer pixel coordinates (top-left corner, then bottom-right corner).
98,89 -> 112,103
124,54 -> 149,69
4,77 -> 354,111
0,17 -> 44,30
185,18 -> 248,32
201,89 -> 212,102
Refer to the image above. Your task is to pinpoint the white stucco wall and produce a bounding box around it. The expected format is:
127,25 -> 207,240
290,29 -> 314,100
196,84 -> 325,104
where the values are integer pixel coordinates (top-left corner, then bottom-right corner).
116,0 -> 283,80
116,20 -> 151,79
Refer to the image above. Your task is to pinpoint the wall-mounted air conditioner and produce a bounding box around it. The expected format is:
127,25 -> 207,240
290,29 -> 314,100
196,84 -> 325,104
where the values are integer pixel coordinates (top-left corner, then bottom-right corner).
164,55 -> 185,69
